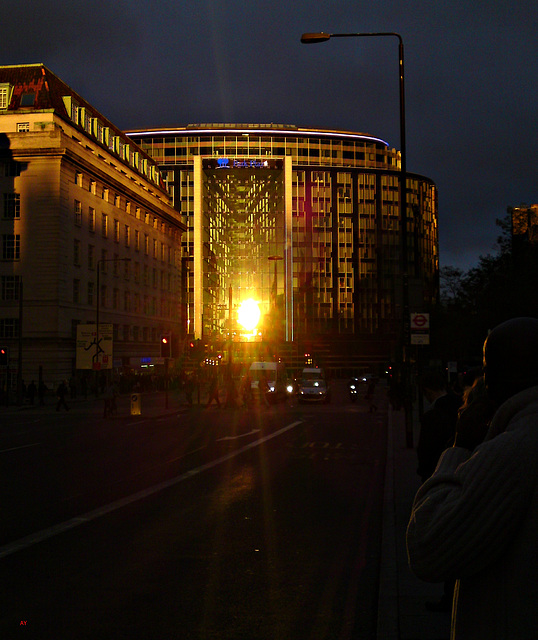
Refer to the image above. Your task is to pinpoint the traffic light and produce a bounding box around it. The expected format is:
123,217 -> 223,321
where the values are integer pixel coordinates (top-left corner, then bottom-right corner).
160,333 -> 171,358
0,346 -> 8,366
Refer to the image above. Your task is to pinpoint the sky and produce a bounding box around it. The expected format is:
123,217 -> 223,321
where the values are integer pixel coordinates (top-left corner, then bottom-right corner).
3,0 -> 538,271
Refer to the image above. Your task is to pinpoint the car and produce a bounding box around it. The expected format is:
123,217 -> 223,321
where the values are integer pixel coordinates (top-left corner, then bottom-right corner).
248,361 -> 288,404
297,367 -> 331,403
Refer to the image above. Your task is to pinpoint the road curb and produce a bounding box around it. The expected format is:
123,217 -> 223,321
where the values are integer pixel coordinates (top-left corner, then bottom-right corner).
377,405 -> 400,639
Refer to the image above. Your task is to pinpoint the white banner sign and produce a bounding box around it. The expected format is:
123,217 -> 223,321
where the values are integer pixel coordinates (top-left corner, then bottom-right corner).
76,323 -> 113,370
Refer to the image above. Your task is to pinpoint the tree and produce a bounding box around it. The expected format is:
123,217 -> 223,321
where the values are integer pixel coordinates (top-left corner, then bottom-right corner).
433,211 -> 538,365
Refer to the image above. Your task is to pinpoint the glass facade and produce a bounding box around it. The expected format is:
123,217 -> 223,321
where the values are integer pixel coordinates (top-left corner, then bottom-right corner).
127,125 -> 438,354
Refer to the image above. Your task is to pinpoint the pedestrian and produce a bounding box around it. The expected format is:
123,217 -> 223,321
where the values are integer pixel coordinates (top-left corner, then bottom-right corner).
452,374 -> 496,451
225,373 -> 238,408
416,369 -> 461,483
27,380 -> 37,405
38,380 -> 47,405
259,372 -> 271,406
206,371 -> 221,408
56,380 -> 70,411
365,376 -> 378,412
240,372 -> 252,407
407,317 -> 538,639
103,381 -> 118,417
184,373 -> 195,406
414,368 -> 462,612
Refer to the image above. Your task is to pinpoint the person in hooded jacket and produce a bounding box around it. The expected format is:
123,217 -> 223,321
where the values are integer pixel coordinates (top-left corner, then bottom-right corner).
407,317 -> 538,639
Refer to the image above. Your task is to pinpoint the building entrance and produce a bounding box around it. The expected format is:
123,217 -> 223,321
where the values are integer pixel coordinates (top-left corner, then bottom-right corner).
193,157 -> 292,343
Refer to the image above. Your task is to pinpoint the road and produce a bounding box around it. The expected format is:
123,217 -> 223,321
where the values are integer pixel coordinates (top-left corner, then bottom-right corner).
0,380 -> 388,639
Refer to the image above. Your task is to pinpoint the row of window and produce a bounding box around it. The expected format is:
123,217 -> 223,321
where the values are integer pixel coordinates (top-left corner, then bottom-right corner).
63,95 -> 162,187
0,317 -> 172,340
72,278 -> 173,317
73,172 -> 177,239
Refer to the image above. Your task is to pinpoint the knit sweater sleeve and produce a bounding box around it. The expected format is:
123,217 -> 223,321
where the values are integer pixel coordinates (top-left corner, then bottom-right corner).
406,432 -> 535,583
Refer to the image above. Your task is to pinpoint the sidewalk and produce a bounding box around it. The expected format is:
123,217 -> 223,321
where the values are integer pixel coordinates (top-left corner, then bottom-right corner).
377,406 -> 451,640
0,388 -> 190,421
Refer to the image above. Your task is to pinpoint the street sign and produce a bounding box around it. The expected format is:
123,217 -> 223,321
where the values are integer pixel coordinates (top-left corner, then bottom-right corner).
410,313 -> 430,330
410,313 -> 430,346
411,334 -> 430,345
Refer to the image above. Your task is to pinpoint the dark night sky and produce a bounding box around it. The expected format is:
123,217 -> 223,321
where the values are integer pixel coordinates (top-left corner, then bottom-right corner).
3,0 -> 537,270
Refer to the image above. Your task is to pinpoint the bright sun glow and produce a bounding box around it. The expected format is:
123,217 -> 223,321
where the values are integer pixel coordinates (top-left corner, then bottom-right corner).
237,298 -> 261,331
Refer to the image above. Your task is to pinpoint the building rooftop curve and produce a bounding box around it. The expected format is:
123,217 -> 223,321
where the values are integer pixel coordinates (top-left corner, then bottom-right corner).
125,123 -> 390,149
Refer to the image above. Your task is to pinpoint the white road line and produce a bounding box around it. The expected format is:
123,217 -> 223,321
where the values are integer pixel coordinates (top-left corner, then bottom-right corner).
0,420 -> 302,560
0,443 -> 40,454
216,429 -> 261,442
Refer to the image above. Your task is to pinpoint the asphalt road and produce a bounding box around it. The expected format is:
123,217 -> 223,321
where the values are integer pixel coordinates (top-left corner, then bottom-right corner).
0,381 -> 388,639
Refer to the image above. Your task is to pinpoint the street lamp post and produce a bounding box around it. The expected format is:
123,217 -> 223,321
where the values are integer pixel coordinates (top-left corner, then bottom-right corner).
95,257 -> 131,395
301,31 -> 412,446
268,255 -> 283,344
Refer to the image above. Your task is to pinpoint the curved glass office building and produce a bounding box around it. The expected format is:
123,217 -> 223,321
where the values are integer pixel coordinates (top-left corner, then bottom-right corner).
127,124 -> 438,361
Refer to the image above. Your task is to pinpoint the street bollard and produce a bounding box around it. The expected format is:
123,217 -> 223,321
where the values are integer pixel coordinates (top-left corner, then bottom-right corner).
130,392 -> 141,415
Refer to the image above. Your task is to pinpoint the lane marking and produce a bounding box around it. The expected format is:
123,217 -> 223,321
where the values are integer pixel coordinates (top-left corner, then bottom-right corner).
0,443 -> 40,454
0,420 -> 302,559
216,429 -> 261,442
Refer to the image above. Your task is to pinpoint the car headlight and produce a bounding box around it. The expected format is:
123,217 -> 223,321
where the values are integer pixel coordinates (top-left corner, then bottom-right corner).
286,384 -> 294,394
350,384 -> 356,390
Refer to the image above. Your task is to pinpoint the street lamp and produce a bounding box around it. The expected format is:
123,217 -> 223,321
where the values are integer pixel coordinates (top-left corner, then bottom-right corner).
301,31 -> 412,446
268,255 -> 283,306
95,257 -> 131,390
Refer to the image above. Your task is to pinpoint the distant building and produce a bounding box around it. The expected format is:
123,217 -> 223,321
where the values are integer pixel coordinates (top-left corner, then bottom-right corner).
510,203 -> 538,246
127,124 -> 439,363
0,64 -> 186,392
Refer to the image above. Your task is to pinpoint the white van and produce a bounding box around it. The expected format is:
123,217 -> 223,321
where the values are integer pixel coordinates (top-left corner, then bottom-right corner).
248,361 -> 288,403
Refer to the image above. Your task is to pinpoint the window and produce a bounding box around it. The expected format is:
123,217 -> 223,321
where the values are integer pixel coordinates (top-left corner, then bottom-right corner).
113,219 -> 120,243
144,234 -> 149,255
87,282 -> 94,306
0,318 -> 19,338
114,194 -> 120,208
3,194 -> 20,219
74,239 -> 81,266
73,279 -> 80,304
0,84 -> 13,109
17,122 -> 30,132
102,213 -> 108,237
113,288 -> 119,309
89,207 -> 95,232
20,93 -> 35,107
3,234 -> 20,260
0,160 -> 21,177
75,172 -> 83,187
88,244 -> 95,269
134,229 -> 140,251
1,275 -> 20,300
89,180 -> 96,195
124,224 -> 130,247
102,187 -> 109,201
100,285 -> 107,309
74,200 -> 82,225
